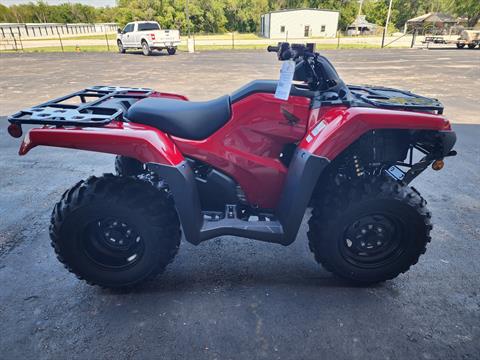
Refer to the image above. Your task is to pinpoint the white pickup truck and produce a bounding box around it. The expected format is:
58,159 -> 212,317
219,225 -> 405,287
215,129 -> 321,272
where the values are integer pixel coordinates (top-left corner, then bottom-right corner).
117,21 -> 180,56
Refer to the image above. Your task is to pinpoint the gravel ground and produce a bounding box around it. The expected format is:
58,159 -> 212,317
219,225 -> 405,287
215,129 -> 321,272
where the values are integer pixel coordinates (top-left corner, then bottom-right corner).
0,49 -> 479,359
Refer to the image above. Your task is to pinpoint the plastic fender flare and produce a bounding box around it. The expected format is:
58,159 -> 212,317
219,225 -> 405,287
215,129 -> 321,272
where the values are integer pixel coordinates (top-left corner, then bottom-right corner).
18,121 -> 184,166
275,149 -> 329,245
147,162 -> 203,245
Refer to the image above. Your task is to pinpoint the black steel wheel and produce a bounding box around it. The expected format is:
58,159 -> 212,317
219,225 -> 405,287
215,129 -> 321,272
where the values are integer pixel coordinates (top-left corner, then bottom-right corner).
167,47 -> 176,55
50,175 -> 181,288
308,177 -> 432,284
82,217 -> 145,269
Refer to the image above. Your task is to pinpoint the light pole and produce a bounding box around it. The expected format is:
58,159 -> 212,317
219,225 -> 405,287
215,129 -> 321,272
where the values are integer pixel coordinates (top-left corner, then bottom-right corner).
381,0 -> 393,48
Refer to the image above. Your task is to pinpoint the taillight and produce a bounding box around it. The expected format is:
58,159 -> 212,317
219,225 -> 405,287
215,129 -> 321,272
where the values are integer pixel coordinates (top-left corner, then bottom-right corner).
8,123 -> 23,138
150,33 -> 155,40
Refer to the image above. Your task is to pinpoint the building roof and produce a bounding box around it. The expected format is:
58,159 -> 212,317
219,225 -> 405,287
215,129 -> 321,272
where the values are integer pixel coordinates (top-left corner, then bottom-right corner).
264,8 -> 339,15
348,15 -> 376,29
407,12 -> 457,24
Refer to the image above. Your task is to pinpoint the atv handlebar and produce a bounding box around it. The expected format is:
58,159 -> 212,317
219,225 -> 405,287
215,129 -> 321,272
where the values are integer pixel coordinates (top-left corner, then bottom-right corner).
267,42 -> 316,61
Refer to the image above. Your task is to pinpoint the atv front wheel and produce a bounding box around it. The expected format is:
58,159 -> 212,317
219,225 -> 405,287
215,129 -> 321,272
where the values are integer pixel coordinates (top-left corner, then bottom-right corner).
115,155 -> 145,177
50,175 -> 181,288
308,178 -> 432,284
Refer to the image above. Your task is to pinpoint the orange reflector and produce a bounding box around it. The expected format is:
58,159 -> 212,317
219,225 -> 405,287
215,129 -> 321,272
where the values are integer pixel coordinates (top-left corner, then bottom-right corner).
432,159 -> 444,171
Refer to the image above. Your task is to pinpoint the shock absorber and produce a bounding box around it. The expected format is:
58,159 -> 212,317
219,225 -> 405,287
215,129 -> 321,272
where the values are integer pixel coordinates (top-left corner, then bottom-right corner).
353,155 -> 365,177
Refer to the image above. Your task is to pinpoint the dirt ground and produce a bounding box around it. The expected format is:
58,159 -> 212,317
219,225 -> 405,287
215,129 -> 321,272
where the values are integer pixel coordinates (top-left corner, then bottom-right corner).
0,49 -> 479,359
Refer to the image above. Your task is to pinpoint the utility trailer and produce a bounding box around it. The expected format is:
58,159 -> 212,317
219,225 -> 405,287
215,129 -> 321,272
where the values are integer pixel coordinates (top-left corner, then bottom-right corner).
453,30 -> 480,49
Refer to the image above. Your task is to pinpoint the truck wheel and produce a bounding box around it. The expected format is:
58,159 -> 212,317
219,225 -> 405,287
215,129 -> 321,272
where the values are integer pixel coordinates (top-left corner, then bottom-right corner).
50,175 -> 181,288
115,155 -> 145,177
308,177 -> 432,284
142,41 -> 151,56
456,43 -> 465,49
167,47 -> 176,55
117,40 -> 126,54
467,43 -> 477,49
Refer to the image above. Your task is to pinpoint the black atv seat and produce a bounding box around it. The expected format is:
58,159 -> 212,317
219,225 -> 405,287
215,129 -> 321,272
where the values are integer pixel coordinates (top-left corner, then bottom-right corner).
126,95 -> 231,140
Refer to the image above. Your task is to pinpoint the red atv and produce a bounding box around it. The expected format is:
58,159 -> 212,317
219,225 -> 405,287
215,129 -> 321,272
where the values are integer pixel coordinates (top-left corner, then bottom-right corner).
7,43 -> 456,288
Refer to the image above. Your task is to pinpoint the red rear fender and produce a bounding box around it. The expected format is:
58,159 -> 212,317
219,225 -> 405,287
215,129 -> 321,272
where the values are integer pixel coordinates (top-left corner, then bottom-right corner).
19,121 -> 184,166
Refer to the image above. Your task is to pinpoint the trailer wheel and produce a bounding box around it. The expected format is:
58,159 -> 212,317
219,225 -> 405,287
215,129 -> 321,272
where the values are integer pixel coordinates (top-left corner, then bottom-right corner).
308,177 -> 432,285
456,43 -> 465,49
467,43 -> 477,49
50,175 -> 181,288
167,47 -> 177,55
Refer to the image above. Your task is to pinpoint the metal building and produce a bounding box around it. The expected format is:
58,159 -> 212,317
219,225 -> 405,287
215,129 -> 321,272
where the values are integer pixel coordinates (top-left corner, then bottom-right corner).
260,8 -> 339,39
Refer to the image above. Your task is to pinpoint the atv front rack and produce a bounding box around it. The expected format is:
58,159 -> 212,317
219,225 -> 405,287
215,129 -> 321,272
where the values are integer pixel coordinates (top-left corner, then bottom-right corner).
348,85 -> 444,114
8,86 -> 153,127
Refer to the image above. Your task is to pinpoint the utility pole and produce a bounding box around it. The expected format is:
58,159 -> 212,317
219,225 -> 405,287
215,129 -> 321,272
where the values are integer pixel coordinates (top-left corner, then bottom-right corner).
186,0 -> 194,52
185,0 -> 191,38
358,0 -> 364,17
381,0 -> 393,48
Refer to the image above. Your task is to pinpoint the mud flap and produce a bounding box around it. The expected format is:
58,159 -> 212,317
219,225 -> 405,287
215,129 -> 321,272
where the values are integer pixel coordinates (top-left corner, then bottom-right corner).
147,161 -> 203,245
276,150 -> 329,245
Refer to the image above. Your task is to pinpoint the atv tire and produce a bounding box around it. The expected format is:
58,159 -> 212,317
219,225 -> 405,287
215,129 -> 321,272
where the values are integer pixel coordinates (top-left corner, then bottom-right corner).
115,155 -> 145,177
50,174 -> 181,288
308,177 -> 432,284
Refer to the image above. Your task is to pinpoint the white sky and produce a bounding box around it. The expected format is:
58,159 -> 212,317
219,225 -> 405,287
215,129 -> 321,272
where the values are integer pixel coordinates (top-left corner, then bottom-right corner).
1,0 -> 116,7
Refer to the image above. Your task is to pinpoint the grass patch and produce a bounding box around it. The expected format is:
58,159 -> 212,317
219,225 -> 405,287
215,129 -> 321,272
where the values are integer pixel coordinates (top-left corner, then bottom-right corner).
4,45 -> 117,53
2,42 -> 409,54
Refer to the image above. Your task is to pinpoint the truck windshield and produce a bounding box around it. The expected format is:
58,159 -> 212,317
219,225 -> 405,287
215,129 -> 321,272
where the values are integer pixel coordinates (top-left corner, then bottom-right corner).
138,23 -> 160,31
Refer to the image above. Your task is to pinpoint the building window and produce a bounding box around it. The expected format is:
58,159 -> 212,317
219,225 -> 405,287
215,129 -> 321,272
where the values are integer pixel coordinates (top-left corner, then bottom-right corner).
321,25 -> 326,32
280,26 -> 285,33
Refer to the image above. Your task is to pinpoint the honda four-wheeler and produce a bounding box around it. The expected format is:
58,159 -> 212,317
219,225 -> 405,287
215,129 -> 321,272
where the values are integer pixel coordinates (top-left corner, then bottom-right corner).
7,43 -> 456,288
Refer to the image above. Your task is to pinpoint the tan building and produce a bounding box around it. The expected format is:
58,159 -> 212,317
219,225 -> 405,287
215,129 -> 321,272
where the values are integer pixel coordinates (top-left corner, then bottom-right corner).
260,8 -> 339,39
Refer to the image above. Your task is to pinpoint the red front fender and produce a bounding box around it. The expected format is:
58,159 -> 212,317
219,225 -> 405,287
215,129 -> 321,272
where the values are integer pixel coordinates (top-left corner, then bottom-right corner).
19,121 -> 184,166
300,106 -> 452,159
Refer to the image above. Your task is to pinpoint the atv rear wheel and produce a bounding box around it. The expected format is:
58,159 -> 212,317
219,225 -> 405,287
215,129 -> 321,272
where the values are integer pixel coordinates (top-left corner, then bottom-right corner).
308,177 -> 432,284
50,175 -> 181,288
115,155 -> 145,177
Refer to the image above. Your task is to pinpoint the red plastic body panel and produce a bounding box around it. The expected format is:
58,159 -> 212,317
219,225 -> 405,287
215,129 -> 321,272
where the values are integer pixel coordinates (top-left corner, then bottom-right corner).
173,93 -> 311,209
150,91 -> 189,101
300,106 -> 452,159
19,121 -> 184,166
15,89 -> 452,211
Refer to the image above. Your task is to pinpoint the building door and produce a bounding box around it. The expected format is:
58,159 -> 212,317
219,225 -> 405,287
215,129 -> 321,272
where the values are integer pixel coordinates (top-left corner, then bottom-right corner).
304,25 -> 310,37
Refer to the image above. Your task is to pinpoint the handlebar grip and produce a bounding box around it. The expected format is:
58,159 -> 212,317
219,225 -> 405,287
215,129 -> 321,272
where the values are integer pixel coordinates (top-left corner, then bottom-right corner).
267,45 -> 279,53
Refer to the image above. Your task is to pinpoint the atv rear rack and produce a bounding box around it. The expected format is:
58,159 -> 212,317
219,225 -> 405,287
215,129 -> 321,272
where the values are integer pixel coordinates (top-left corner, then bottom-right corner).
348,85 -> 444,114
7,86 -> 153,127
